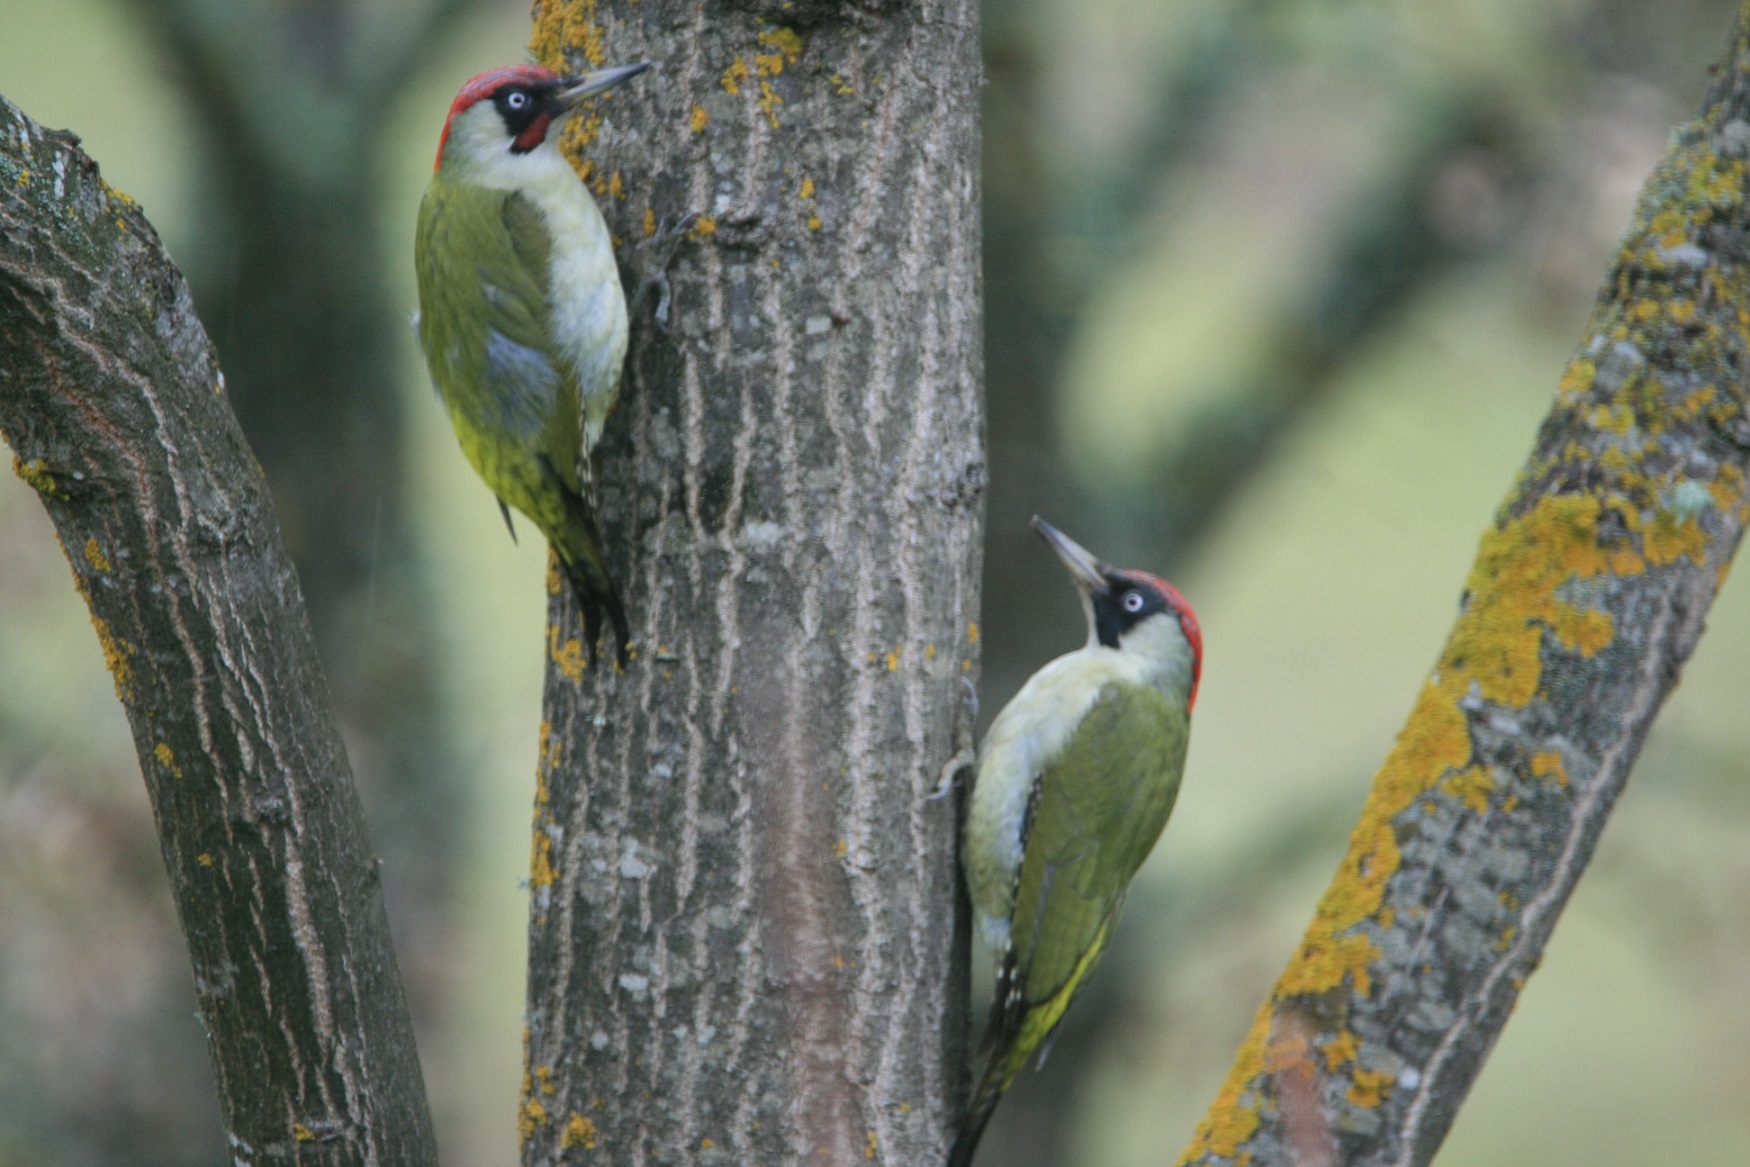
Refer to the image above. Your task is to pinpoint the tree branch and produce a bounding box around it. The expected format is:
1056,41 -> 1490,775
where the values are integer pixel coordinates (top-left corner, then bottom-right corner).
0,97 -> 437,1166
1179,7 -> 1750,1164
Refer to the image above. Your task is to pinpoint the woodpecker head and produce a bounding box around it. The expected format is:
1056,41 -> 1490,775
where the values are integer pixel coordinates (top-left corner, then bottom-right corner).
1032,517 -> 1202,710
434,62 -> 649,177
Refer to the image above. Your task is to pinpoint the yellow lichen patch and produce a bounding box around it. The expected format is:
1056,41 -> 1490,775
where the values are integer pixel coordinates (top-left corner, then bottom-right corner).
1558,358 -> 1597,402
690,216 -> 718,239
293,1124 -> 315,1143
530,829 -> 558,891
1321,1030 -> 1359,1071
12,456 -> 65,498
153,742 -> 183,778
807,214 -> 823,231
1182,999 -> 1272,1160
518,1096 -> 549,1144
969,621 -> 980,644
1690,154 -> 1744,208
1346,1068 -> 1393,1109
91,615 -> 136,702
197,853 -> 215,867
550,626 -> 587,682
560,110 -> 606,158
529,0 -> 606,69
757,27 -> 803,64
758,81 -> 783,128
867,1131 -> 878,1159
833,839 -> 848,860
701,1138 -> 717,1151
547,553 -> 564,596
1441,767 -> 1494,814
642,207 -> 656,237
1444,494 -> 1621,707
562,1113 -> 598,1150
1529,750 -> 1569,786
800,177 -> 815,199
1639,509 -> 1708,567
722,58 -> 749,96
607,172 -> 624,200
689,104 -> 708,132
537,720 -> 562,783
885,650 -> 899,671
82,537 -> 111,573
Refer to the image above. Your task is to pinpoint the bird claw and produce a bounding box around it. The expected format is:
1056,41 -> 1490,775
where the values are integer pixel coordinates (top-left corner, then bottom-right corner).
927,748 -> 975,801
928,676 -> 982,801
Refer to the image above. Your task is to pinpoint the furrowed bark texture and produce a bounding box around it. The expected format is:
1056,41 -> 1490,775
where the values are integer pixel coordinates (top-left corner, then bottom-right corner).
521,3 -> 983,1165
0,98 -> 436,1166
1180,10 -> 1750,1167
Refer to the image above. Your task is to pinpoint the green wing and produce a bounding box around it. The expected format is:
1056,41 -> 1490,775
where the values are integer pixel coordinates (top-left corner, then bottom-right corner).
415,178 -> 626,661
415,179 -> 584,500
990,681 -> 1187,1082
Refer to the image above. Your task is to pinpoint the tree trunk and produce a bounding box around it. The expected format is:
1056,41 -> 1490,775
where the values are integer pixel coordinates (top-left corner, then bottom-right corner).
1180,7 -> 1750,1164
0,97 -> 437,1167
518,3 -> 984,1165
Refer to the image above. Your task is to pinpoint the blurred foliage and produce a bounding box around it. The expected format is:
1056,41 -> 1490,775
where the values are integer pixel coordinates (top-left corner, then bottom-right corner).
2,0 -> 1749,1165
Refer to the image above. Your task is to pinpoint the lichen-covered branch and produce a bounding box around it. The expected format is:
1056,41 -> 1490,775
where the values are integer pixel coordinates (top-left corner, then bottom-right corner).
1179,8 -> 1750,1166
0,98 -> 437,1167
518,4 -> 983,1166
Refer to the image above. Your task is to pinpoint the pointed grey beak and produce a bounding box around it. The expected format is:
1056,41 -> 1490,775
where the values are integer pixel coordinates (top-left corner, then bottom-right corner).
557,63 -> 651,106
1032,517 -> 1108,595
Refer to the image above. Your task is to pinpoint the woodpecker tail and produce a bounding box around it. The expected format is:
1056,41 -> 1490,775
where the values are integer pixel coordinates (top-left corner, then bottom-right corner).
556,544 -> 630,668
948,1024 -> 1030,1167
946,1081 -> 1001,1167
547,498 -> 629,669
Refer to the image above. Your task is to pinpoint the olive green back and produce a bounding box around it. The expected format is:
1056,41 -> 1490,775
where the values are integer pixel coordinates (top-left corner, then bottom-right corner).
1002,680 -> 1187,1045
414,177 -> 583,503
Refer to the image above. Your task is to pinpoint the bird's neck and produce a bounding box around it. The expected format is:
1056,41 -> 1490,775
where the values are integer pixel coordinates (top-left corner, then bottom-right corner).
1080,617 -> 1195,707
440,134 -> 584,199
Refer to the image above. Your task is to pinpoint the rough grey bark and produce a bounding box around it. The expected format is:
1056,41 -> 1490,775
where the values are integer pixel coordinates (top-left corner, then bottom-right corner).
0,97 -> 436,1167
519,3 -> 984,1165
117,0 -> 489,995
1179,6 -> 1750,1164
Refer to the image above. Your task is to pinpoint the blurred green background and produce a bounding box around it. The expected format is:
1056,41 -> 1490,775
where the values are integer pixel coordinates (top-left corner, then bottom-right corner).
2,1 -> 1747,1165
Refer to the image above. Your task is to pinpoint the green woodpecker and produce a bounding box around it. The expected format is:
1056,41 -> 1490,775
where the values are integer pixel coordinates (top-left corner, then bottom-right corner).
953,518 -> 1202,1167
415,62 -> 648,664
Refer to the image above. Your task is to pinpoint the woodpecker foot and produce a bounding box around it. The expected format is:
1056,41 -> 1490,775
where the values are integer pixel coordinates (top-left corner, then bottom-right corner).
928,748 -> 975,801
958,674 -> 979,722
928,675 -> 980,799
631,212 -> 701,333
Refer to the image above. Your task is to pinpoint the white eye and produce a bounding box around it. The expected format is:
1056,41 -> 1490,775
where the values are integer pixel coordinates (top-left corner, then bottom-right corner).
507,91 -> 530,110
1122,590 -> 1145,613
